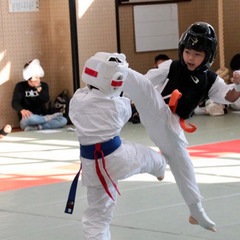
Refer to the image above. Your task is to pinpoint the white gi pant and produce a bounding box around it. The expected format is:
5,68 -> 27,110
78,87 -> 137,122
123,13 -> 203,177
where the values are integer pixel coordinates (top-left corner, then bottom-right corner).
81,141 -> 166,240
123,70 -> 203,206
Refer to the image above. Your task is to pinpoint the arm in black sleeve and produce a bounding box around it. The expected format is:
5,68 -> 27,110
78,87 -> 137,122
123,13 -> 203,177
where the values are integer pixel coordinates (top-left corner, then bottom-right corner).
12,82 -> 24,113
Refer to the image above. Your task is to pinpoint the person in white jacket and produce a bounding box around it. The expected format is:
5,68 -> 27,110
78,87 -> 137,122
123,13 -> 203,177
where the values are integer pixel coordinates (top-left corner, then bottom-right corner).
123,22 -> 240,232
67,52 -> 166,240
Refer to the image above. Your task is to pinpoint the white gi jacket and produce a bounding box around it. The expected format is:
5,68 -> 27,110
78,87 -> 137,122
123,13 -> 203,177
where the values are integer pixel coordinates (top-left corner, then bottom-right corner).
69,87 -> 145,187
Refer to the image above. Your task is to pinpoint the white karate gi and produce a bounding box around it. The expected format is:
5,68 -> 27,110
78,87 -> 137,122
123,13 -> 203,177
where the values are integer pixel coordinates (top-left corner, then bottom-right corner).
69,87 -> 166,240
122,59 -> 233,210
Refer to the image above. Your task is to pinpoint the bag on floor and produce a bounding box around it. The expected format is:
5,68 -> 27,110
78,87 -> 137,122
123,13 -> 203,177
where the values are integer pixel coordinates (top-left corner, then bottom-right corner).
49,89 -> 71,123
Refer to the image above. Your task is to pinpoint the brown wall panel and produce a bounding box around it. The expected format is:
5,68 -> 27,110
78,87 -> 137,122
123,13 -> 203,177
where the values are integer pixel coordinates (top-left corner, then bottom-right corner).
119,0 -> 240,76
76,0 -> 118,87
0,0 -> 117,128
0,0 -> 240,128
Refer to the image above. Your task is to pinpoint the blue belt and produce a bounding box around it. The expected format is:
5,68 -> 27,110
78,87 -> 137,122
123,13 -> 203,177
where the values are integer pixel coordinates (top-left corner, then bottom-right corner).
80,136 -> 121,159
65,136 -> 121,214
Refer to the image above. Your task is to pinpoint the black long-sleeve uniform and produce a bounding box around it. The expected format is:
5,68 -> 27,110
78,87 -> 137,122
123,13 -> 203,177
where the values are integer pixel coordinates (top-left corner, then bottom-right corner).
12,81 -> 49,120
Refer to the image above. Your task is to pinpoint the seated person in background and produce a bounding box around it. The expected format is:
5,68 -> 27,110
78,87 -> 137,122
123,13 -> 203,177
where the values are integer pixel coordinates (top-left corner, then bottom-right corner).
195,54 -> 240,115
0,124 -> 12,138
194,98 -> 227,116
154,54 -> 170,68
12,59 -> 67,131
229,53 -> 240,111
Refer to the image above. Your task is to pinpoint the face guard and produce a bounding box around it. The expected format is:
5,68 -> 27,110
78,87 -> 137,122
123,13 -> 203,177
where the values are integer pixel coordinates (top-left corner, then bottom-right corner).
82,52 -> 129,97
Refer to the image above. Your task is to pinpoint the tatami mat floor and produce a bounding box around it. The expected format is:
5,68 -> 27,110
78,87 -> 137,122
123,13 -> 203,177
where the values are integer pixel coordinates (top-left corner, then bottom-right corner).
1,112 -> 240,240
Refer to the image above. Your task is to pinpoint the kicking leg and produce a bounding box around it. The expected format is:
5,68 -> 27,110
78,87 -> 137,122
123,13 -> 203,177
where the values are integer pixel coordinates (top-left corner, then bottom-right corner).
164,140 -> 216,232
131,142 -> 166,181
124,69 -> 215,232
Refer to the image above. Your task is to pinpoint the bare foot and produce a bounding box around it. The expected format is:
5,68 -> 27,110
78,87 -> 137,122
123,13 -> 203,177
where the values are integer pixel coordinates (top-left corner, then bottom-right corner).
189,216 -> 216,232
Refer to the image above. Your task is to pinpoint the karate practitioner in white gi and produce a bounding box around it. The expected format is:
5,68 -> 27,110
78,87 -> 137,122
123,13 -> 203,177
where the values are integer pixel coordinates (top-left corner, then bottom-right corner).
69,52 -> 166,240
123,22 -> 240,232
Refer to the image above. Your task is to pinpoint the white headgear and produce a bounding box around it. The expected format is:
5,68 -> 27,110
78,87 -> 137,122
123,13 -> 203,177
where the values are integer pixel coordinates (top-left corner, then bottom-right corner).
82,52 -> 129,97
23,59 -> 44,80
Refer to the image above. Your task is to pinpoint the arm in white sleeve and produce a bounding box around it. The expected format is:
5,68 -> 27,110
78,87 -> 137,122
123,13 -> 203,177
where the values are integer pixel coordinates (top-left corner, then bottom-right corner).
208,76 -> 235,104
144,59 -> 172,86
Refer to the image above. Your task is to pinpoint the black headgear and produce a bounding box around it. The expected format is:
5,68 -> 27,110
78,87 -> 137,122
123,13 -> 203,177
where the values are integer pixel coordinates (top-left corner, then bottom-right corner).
179,22 -> 217,71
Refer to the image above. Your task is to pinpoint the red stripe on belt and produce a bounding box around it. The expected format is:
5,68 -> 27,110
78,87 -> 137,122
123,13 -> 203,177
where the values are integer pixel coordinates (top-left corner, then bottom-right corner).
94,143 -> 121,200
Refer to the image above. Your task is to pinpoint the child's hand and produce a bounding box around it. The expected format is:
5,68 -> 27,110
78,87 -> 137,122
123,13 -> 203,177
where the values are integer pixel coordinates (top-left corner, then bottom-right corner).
231,70 -> 240,85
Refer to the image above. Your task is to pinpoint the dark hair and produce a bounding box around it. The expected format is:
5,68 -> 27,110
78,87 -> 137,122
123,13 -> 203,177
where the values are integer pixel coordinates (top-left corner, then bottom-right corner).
154,54 -> 170,64
23,60 -> 34,80
230,54 -> 240,71
24,60 -> 33,69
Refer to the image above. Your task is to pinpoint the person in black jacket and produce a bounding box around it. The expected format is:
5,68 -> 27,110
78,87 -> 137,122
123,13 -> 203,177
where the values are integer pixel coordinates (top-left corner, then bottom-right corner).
12,59 -> 67,131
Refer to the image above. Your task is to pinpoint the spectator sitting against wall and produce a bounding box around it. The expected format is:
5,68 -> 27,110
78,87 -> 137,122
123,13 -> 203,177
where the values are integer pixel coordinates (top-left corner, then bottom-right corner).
12,59 -> 67,131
